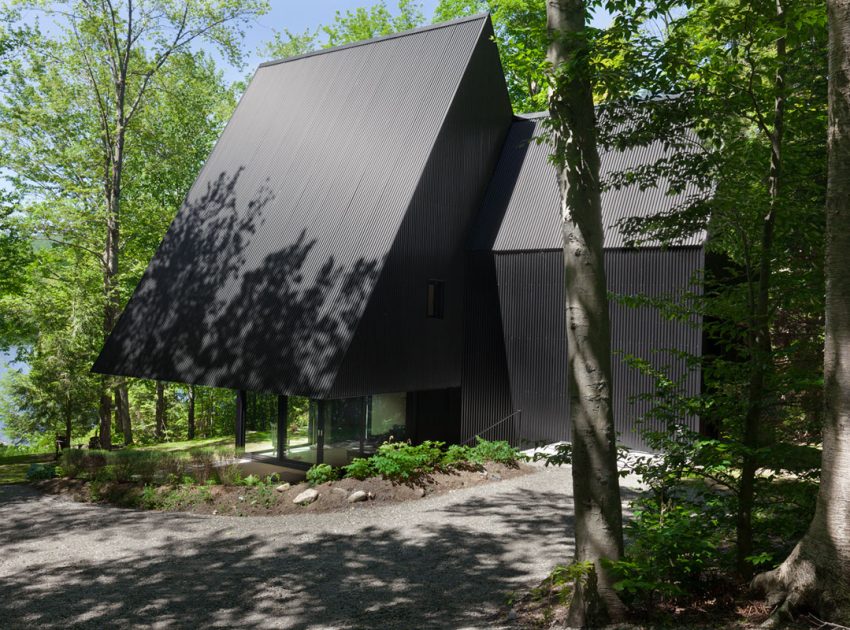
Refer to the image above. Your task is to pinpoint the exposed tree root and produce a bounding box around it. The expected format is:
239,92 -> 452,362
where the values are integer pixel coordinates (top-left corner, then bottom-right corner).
752,541 -> 850,629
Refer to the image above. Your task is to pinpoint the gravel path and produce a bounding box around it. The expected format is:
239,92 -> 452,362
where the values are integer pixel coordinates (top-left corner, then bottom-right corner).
0,464 -> 638,629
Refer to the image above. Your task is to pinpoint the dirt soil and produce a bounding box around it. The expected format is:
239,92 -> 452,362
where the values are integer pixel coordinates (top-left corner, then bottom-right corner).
35,461 -> 533,516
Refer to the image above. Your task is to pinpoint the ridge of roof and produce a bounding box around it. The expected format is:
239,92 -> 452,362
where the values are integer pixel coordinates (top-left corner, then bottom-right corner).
259,13 -> 490,68
515,111 -> 549,120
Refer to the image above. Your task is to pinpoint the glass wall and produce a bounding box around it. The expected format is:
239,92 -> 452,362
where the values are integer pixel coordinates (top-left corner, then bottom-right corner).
321,397 -> 368,467
286,401 -> 319,466
243,392 -> 277,457
366,393 -> 408,454
236,392 -> 409,465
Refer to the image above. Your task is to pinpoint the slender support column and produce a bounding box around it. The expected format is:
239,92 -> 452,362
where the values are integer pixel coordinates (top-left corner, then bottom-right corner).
235,389 -> 247,449
277,395 -> 288,461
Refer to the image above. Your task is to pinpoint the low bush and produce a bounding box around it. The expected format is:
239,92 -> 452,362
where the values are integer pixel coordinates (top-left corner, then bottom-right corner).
25,462 -> 57,480
188,447 -> 218,484
467,437 -> 521,465
306,463 -> 337,485
442,444 -> 474,466
59,449 -> 88,478
343,457 -> 375,480
370,440 -> 444,481
608,492 -> 729,609
106,450 -> 160,483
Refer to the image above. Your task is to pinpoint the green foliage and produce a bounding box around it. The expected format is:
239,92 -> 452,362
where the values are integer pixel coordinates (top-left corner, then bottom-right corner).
434,0 -> 548,113
25,462 -> 56,480
467,437 -> 521,465
441,444 -> 474,465
343,457 -> 375,480
262,1 -> 425,61
370,440 -> 444,481
306,463 -> 337,485
608,495 -> 727,607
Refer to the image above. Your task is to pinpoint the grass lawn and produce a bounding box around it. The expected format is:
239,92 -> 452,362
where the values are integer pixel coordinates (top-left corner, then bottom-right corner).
0,452 -> 54,485
0,432 -> 274,485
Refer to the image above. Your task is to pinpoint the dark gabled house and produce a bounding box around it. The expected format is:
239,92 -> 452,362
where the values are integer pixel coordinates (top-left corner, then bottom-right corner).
94,14 -> 705,468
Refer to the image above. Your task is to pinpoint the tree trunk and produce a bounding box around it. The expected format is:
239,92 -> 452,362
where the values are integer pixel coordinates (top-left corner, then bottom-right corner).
114,380 -> 132,445
155,381 -> 166,441
738,0 -> 787,580
547,0 -> 626,625
98,381 -> 112,449
187,385 -> 196,440
752,0 -> 850,622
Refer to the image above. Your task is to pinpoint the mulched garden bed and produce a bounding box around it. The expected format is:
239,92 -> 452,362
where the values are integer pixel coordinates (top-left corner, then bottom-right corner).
35,461 -> 535,516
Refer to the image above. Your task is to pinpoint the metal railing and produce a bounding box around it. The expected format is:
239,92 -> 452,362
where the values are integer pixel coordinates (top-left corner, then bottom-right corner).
462,409 -> 522,445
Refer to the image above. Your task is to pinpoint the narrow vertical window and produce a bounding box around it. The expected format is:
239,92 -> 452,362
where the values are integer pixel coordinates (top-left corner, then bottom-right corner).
426,280 -> 445,319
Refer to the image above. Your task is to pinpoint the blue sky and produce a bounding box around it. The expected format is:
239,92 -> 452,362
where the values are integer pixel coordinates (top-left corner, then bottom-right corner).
223,1 -> 612,82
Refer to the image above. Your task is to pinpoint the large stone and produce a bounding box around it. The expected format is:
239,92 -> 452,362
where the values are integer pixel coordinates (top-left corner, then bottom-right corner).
347,490 -> 368,503
275,483 -> 290,493
331,487 -> 349,497
293,488 -> 319,505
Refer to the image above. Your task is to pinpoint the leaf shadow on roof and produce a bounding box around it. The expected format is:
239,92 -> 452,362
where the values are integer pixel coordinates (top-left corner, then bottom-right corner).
94,168 -> 381,396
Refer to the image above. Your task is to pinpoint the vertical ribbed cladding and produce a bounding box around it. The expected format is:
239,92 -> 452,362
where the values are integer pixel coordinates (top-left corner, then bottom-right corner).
606,246 -> 703,449
329,16 -> 513,398
489,117 -> 706,252
493,251 -> 570,447
460,252 -> 515,443
487,247 -> 702,452
92,15 -> 497,397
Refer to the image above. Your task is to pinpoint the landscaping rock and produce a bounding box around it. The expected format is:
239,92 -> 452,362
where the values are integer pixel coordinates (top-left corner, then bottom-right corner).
275,483 -> 290,493
347,490 -> 367,503
293,489 -> 318,505
331,487 -> 349,497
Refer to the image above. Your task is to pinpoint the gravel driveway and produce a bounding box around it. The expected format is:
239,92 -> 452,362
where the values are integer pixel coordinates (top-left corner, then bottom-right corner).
0,463 -> 637,629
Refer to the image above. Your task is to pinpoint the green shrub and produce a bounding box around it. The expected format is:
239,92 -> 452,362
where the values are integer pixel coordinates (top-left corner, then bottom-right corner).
25,462 -> 57,480
370,440 -> 444,481
442,444 -> 474,466
306,463 -> 337,485
343,457 -> 375,480
217,463 -> 243,486
468,437 -> 520,465
57,449 -> 82,478
188,447 -> 218,484
139,484 -> 160,509
106,450 -> 160,483
608,494 -> 727,608
241,474 -> 262,487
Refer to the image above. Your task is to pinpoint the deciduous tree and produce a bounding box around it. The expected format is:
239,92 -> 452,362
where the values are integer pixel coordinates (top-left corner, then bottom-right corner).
546,0 -> 625,625
752,0 -> 850,622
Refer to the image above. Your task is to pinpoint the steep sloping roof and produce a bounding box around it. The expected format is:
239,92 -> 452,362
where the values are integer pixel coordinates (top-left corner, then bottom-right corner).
470,114 -> 708,251
94,14 -> 497,395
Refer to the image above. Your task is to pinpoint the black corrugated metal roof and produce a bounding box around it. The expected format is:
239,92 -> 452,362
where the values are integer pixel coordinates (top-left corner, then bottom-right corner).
93,14 -> 496,395
470,114 -> 708,252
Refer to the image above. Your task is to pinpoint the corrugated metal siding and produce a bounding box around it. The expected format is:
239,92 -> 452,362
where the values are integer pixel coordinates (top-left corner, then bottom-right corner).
460,253 -> 515,443
462,247 -> 703,451
93,15 -> 494,397
493,252 -> 570,447
328,16 -> 513,398
607,247 -> 703,448
471,117 -> 707,252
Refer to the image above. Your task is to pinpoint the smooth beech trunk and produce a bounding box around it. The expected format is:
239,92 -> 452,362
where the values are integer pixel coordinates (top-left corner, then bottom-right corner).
546,0 -> 626,625
187,385 -> 196,440
155,381 -> 166,441
752,0 -> 850,622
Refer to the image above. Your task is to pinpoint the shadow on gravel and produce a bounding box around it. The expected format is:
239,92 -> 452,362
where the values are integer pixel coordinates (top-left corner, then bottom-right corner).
0,480 -> 579,629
